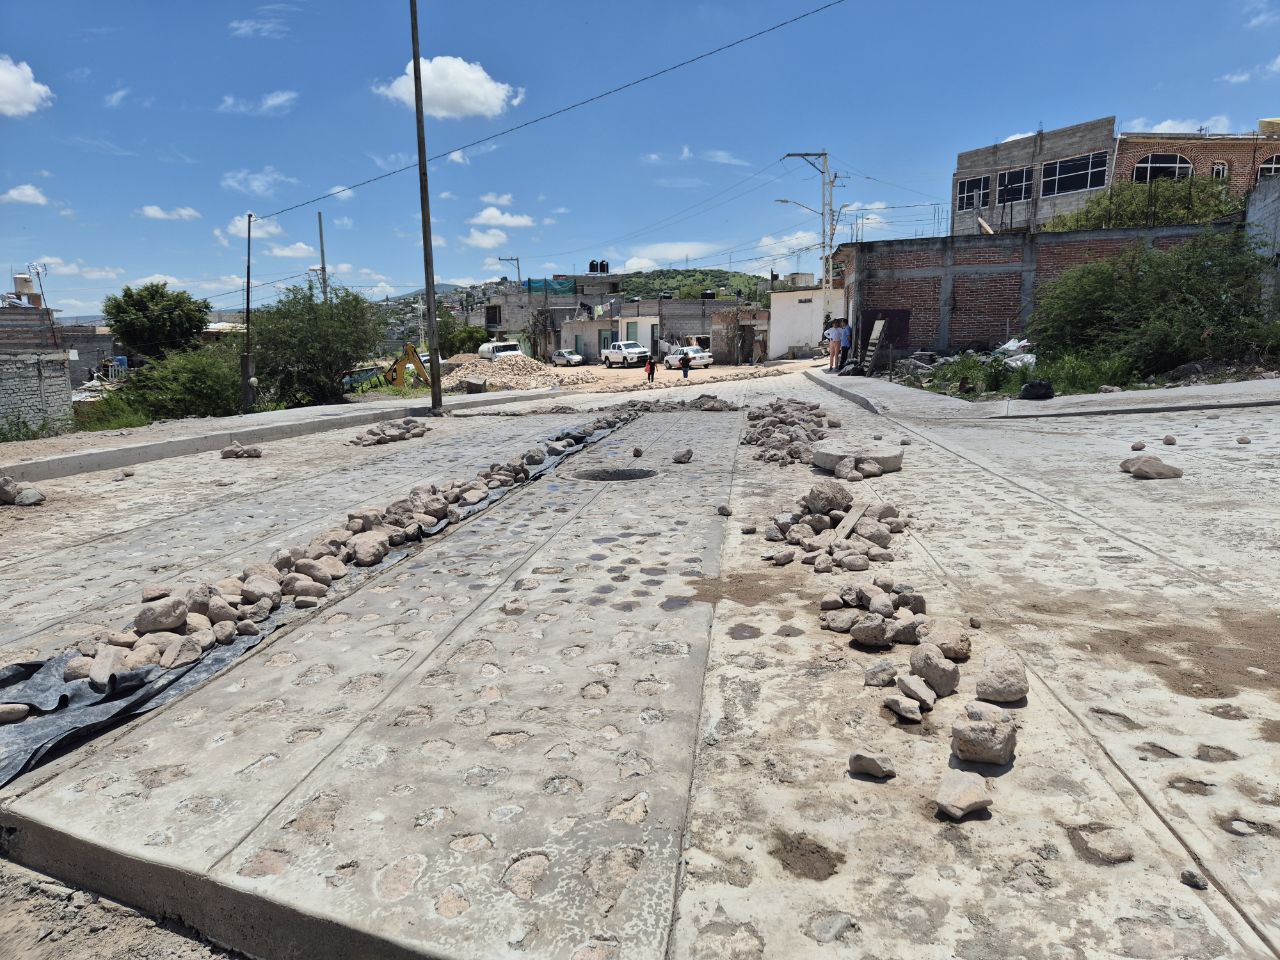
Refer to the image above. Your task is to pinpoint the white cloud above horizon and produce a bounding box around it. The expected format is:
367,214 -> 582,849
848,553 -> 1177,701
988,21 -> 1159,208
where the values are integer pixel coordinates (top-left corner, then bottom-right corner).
480,191 -> 512,206
469,206 -> 534,228
138,204 -> 201,221
462,227 -> 508,249
1003,131 -> 1035,142
266,241 -> 316,258
217,90 -> 297,116
104,87 -> 129,108
221,166 -> 297,198
373,56 -> 520,119
1,183 -> 49,205
1123,114 -> 1232,134
0,55 -> 53,117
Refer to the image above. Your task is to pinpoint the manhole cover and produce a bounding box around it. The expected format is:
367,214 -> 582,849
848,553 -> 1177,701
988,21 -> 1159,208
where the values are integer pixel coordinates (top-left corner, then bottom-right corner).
573,468 -> 657,482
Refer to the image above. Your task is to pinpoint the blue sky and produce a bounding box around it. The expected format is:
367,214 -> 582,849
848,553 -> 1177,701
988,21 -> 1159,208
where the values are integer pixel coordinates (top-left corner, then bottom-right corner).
2,0 -> 1280,316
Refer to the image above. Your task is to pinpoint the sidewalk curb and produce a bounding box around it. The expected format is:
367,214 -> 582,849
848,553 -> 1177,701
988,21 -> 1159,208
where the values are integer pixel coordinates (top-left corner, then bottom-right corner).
804,369 -> 1280,421
1,389 -> 558,483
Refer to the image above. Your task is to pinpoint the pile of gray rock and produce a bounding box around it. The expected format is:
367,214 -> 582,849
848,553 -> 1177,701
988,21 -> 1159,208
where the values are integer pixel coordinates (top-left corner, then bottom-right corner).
761,480 -> 907,570
1120,453 -> 1183,480
0,476 -> 45,507
3,411 -> 635,723
610,394 -> 740,414
741,398 -> 836,466
810,439 -> 905,482
829,531 -> 1031,819
219,441 -> 263,459
348,417 -> 431,447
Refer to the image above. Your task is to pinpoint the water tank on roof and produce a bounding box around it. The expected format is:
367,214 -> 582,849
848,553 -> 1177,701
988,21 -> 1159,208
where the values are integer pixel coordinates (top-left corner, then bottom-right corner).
599,260 -> 609,274
13,274 -> 35,295
589,260 -> 599,274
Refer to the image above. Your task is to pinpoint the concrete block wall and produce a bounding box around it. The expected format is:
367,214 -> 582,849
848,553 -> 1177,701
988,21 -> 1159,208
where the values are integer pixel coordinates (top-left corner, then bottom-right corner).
0,351 -> 73,428
835,223 -> 1211,352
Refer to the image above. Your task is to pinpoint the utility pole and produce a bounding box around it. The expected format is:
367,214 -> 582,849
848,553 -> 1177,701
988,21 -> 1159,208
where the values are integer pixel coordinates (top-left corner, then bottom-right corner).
416,296 -> 426,350
241,212 -> 255,413
316,211 -> 329,303
409,0 -> 443,411
784,151 -> 833,296
498,256 -> 522,285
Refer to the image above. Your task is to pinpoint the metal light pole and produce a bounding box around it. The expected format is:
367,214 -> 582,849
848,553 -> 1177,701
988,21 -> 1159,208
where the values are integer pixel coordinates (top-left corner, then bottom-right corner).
409,0 -> 443,411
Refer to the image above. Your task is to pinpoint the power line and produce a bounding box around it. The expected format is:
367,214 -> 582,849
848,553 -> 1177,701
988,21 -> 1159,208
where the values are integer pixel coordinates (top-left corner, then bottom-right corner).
254,0 -> 849,222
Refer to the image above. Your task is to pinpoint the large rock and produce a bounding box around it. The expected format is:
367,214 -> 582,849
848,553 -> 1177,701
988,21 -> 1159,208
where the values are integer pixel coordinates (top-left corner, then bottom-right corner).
884,695 -> 922,722
848,613 -> 889,648
910,642 -> 959,697
134,597 -> 189,634
0,477 -> 18,505
1131,459 -> 1183,480
812,440 -> 903,474
672,448 -> 694,464
206,595 -> 238,625
918,618 -> 971,661
935,769 -> 993,820
853,517 -> 892,549
89,645 -> 123,690
160,636 -> 203,669
896,674 -> 936,711
952,702 -> 1017,765
824,609 -> 856,633
349,531 -> 390,567
976,646 -> 1029,703
240,576 -> 282,608
14,487 -> 46,506
863,660 -> 897,687
0,703 -> 31,724
801,481 -> 854,515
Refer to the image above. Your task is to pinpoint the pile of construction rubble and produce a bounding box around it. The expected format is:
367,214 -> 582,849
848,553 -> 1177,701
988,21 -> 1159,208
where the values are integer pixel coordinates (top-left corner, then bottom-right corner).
0,411 -> 636,729
0,476 -> 45,507
753,479 -> 1030,820
741,398 -> 834,465
601,366 -> 786,393
347,417 -> 432,447
440,354 -> 600,392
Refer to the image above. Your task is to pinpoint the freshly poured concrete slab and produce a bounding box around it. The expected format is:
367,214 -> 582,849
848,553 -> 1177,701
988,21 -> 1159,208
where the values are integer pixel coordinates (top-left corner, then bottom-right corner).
1,411 -> 744,959
0,415 -> 567,661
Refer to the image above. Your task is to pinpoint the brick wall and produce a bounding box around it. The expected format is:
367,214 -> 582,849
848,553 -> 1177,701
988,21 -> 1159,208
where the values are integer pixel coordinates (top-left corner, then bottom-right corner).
0,351 -> 73,428
0,306 -> 60,350
835,223 -> 1211,352
1115,136 -> 1280,195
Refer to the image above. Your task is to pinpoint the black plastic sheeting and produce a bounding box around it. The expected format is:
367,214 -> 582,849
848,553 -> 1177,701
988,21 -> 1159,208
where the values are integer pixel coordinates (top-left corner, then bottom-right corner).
0,422 -> 617,787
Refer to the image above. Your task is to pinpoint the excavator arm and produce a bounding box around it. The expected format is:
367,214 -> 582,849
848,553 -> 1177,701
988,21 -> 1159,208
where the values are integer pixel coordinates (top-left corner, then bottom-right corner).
384,343 -> 432,389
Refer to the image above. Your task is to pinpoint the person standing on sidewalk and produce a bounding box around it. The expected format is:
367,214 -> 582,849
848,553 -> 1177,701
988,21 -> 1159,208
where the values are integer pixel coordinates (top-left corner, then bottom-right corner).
825,321 -> 840,370
838,319 -> 852,370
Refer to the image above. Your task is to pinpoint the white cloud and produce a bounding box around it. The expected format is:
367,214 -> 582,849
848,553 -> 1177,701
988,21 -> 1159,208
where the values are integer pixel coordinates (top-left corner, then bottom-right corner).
442,275 -> 500,287
104,87 -> 129,108
1246,0 -> 1280,27
370,151 -> 413,171
373,56 -> 519,119
321,262 -> 353,275
631,241 -> 718,263
132,273 -> 183,286
138,204 -> 201,221
57,297 -> 103,313
1003,131 -> 1035,142
0,55 -> 53,117
229,17 -> 288,38
756,230 -> 820,266
221,166 -> 297,198
213,229 -> 228,247
704,149 -> 748,166
329,185 -> 354,201
553,206 -> 569,214
511,86 -> 526,107
439,190 -> 456,200
58,207 -> 75,220
541,262 -> 559,270
69,136 -> 135,157
641,152 -> 662,164
480,191 -> 513,206
679,145 -> 692,161
462,227 -> 507,249
469,206 -> 534,227
433,235 -> 447,247
333,215 -> 354,229
482,256 -> 503,271
217,90 -> 298,116
1,183 -> 48,205
359,268 -> 391,281
36,256 -> 122,280
1124,115 -> 1232,134
624,257 -> 659,272
448,150 -> 469,165
224,213 -> 283,239
266,241 -> 316,258
1220,70 -> 1253,83
541,217 -> 557,225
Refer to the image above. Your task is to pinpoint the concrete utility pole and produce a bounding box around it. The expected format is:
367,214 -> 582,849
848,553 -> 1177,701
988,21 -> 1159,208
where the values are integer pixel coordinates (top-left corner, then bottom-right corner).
408,0 -> 443,412
780,151 -> 839,297
316,211 -> 329,303
241,212 -> 256,413
498,256 -> 522,285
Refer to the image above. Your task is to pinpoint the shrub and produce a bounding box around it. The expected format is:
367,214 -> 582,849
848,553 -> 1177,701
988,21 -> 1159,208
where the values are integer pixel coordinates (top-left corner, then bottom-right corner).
104,282 -> 211,359
1043,178 -> 1245,232
114,339 -> 243,421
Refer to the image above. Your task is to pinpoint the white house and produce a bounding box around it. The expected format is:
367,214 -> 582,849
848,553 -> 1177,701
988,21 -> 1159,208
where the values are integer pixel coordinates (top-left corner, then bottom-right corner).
766,287 -> 843,360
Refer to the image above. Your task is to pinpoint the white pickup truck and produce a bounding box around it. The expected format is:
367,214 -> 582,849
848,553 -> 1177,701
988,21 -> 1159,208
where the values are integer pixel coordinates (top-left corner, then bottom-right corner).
602,341 -> 649,368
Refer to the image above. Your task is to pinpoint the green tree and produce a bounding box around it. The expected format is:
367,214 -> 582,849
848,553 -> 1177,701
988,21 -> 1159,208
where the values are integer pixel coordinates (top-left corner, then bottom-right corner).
1043,178 -> 1245,232
435,304 -> 487,357
253,284 -> 386,406
116,337 -> 243,419
103,282 -> 211,358
1030,231 -> 1277,374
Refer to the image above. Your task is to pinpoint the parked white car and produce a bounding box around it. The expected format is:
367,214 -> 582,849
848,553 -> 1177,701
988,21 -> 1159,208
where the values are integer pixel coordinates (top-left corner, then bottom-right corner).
664,345 -> 713,370
551,349 -> 584,366
602,341 -> 649,368
478,340 -> 523,360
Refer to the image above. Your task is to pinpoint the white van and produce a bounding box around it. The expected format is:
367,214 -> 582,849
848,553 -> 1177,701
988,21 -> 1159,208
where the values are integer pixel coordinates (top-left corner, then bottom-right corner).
478,340 -> 523,360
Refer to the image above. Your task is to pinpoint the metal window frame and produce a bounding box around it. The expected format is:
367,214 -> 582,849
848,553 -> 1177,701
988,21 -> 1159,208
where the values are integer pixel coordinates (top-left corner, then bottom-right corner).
996,166 -> 1035,204
1131,152 -> 1194,183
1042,151 -> 1109,197
956,175 -> 991,212
1258,154 -> 1280,181
1211,161 -> 1229,180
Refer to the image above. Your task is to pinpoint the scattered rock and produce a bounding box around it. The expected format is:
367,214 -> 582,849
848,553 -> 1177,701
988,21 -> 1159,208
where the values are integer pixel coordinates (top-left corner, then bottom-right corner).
772,550 -> 795,567
1237,437 -> 1251,445
717,504 -> 733,517
160,637 -> 203,669
14,487 -> 45,506
910,643 -> 958,698
0,703 -> 31,724
1180,869 -> 1209,890
740,524 -> 756,535
802,480 -> 854,515
896,674 -> 936,711
803,911 -> 859,944
976,646 -> 1029,703
884,695 -> 922,722
1130,458 -> 1184,480
134,597 -> 189,634
672,448 -> 694,464
935,769 -> 993,820
1131,441 -> 1146,451
863,660 -> 897,687
918,618 -> 971,661
952,705 -> 1017,765
1162,435 -> 1177,445
64,656 -> 93,682
632,447 -> 642,457
849,614 -> 889,649
849,752 -> 896,779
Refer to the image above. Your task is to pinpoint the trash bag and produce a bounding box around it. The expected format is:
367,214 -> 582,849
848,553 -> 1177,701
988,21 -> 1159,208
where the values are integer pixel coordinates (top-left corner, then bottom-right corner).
1018,380 -> 1054,401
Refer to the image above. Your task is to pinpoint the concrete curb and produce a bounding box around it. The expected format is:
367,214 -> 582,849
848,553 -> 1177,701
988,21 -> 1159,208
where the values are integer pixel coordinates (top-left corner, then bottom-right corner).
1,389 -> 558,483
804,369 -> 1280,421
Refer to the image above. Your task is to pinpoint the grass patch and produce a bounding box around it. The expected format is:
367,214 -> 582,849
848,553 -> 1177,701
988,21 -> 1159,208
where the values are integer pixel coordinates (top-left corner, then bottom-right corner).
72,393 -> 152,432
0,415 -> 66,443
903,352 -> 1141,398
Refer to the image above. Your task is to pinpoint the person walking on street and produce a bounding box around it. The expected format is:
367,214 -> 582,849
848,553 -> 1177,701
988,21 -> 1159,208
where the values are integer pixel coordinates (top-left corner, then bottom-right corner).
680,350 -> 691,379
644,356 -> 655,384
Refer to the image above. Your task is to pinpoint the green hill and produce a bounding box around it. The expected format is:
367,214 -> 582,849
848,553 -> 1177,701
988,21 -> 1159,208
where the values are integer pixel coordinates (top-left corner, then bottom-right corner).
619,269 -> 762,302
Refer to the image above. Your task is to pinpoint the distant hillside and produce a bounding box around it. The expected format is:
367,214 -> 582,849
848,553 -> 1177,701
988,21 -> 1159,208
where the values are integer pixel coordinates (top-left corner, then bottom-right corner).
391,283 -> 460,302
619,269 -> 761,301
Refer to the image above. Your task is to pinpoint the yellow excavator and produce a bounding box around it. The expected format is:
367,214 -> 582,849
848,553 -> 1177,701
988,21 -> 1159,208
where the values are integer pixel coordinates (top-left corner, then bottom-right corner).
383,343 -> 432,389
